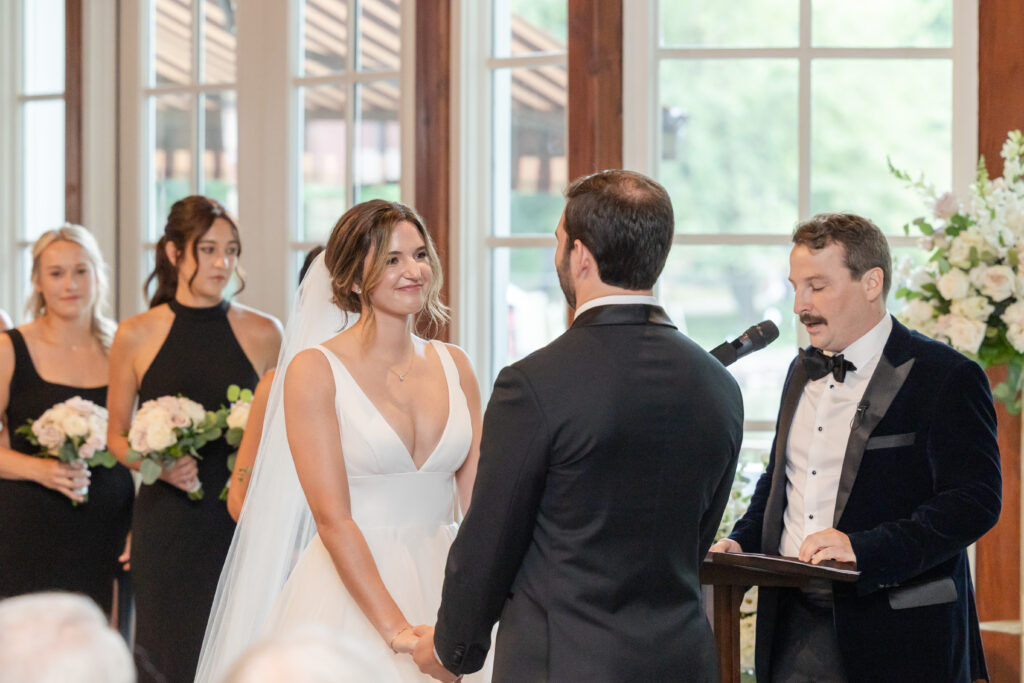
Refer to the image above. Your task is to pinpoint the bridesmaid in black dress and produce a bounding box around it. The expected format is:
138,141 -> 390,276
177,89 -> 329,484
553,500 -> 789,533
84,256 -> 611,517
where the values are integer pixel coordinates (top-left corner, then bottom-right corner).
0,225 -> 133,615
106,197 -> 281,683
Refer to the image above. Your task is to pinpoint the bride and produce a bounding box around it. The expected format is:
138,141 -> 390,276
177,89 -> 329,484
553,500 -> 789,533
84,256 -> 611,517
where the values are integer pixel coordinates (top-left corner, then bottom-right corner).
196,200 -> 486,682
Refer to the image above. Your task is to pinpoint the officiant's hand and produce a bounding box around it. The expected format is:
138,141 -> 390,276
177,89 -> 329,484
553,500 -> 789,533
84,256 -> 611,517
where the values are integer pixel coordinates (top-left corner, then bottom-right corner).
799,527 -> 857,565
709,538 -> 742,553
412,625 -> 459,682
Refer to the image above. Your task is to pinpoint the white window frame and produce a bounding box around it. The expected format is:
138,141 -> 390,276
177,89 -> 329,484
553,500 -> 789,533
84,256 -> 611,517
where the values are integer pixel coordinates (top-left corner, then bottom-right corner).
621,0 -> 978,433
453,0 -> 568,381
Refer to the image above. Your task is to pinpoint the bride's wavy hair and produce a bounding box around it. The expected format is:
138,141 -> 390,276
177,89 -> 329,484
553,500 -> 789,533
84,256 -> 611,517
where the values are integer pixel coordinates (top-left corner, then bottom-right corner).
324,200 -> 449,336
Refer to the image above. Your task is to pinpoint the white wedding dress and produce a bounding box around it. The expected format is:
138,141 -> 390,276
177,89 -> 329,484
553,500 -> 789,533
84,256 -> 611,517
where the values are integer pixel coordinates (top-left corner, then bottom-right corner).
263,340 -> 490,682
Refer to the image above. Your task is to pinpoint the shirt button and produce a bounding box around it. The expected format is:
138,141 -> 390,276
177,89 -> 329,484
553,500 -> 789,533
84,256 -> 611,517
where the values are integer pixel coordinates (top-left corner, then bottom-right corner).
830,384 -> 834,389
811,470 -> 817,475
809,514 -> 815,519
817,426 -> 823,432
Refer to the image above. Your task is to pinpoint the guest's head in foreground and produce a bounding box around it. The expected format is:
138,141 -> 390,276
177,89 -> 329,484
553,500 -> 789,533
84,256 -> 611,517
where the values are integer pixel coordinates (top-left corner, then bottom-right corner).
26,224 -> 116,349
324,199 -> 448,336
0,592 -> 134,683
145,195 -> 244,308
299,245 -> 326,285
790,212 -> 891,353
223,624 -> 374,683
556,169 -> 674,309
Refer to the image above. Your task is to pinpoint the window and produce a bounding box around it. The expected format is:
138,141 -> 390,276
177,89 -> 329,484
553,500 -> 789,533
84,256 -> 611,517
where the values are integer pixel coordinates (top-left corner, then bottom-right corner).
457,0 -> 568,381
620,0 -> 976,435
2,0 -> 67,322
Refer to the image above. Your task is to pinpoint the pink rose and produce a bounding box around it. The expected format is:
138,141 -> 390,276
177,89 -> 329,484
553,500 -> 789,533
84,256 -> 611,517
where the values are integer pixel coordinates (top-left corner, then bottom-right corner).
932,192 -> 959,220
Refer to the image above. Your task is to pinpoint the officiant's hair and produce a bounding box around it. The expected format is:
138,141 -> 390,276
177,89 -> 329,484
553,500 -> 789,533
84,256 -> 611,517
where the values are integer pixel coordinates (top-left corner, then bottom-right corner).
563,169 -> 674,290
792,212 -> 892,297
324,199 -> 449,336
27,224 -> 116,349
0,592 -> 134,683
145,195 -> 246,308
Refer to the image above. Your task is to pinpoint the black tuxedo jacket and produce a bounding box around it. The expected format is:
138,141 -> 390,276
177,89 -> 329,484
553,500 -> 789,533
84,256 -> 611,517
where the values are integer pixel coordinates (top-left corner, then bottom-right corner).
433,304 -> 744,681
730,317 -> 1002,682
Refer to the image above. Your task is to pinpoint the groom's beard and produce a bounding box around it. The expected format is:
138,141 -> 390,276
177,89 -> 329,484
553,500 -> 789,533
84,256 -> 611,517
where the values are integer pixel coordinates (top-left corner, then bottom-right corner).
556,250 -> 576,309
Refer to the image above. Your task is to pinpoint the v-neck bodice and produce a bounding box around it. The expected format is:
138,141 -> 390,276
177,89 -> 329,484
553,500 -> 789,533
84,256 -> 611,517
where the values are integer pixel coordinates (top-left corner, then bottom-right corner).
313,339 -> 472,474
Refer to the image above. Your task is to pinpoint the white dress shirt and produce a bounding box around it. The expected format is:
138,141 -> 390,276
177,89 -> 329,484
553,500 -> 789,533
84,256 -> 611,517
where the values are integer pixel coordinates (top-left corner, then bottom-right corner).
778,314 -> 893,558
573,294 -> 659,318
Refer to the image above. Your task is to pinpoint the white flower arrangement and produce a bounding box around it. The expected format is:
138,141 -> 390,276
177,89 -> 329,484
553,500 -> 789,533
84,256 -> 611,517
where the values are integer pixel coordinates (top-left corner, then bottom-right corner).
14,396 -> 117,504
891,129 -> 1024,412
126,395 -> 222,500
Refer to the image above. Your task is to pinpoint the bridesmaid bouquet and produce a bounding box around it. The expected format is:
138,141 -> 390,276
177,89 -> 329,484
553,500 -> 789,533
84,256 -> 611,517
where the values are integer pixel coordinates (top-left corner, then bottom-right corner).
126,395 -> 222,500
218,384 -> 254,501
14,396 -> 117,505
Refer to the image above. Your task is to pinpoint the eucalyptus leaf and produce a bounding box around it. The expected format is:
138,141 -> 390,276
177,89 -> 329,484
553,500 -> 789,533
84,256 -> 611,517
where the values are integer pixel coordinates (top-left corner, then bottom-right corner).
227,385 -> 241,403
140,458 -> 163,485
240,389 -> 253,403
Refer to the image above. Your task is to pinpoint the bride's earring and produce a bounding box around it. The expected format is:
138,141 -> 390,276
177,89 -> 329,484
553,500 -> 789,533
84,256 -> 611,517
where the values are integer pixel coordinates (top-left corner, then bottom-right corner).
353,285 -> 362,294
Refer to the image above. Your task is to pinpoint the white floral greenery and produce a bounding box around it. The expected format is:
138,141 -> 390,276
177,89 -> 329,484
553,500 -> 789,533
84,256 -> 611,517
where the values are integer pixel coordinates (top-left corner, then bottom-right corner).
891,129 -> 1024,412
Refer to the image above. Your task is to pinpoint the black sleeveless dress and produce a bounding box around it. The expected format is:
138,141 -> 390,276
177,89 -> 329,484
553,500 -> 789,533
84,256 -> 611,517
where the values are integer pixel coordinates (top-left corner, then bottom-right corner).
132,299 -> 258,683
0,329 -> 134,614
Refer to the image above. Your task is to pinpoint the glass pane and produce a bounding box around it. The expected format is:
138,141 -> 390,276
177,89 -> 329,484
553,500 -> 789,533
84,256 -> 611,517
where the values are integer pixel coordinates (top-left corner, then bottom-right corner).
494,0 -> 567,58
303,0 -> 349,76
492,247 -> 566,378
812,0 -> 952,48
202,91 -> 238,214
301,84 -> 349,242
811,60 -> 952,235
660,59 -> 798,234
660,244 -> 797,421
355,80 -> 400,202
718,430 -> 774,540
660,0 -> 798,48
358,0 -> 400,72
494,66 -> 568,236
152,94 -> 193,240
202,0 -> 237,83
155,0 -> 193,86
22,0 -> 65,95
22,99 -> 65,241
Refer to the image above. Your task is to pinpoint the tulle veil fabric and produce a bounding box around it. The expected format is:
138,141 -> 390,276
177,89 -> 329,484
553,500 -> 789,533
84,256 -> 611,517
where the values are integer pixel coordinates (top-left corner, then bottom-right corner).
195,253 -> 356,682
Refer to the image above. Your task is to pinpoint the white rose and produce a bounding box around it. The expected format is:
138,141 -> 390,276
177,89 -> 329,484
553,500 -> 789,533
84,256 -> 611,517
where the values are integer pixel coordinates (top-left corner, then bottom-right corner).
936,269 -> 971,300
65,396 -> 95,416
902,299 -> 937,326
941,314 -> 987,354
948,230 -> 988,269
63,414 -> 89,438
981,264 -> 1016,301
226,402 -> 251,431
968,265 -> 988,290
1002,300 -> 1024,328
129,428 -> 149,453
909,268 -> 935,291
169,410 -> 190,428
146,420 -> 177,452
933,192 -> 958,219
1008,323 -> 1024,353
87,415 -> 105,438
33,422 -> 65,451
85,433 -> 104,450
181,398 -> 207,427
950,296 -> 995,322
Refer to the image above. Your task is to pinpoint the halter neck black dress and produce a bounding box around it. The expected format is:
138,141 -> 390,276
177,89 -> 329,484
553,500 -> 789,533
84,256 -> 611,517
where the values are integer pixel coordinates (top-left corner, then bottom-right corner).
0,328 -> 133,614
132,299 -> 258,683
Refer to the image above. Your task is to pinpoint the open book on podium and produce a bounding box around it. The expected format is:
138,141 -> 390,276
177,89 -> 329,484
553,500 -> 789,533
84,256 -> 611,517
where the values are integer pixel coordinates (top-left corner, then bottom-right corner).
700,551 -> 860,683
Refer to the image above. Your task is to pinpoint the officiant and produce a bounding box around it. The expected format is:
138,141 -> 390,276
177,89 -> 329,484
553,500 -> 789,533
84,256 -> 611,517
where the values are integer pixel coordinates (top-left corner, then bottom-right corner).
711,212 -> 1001,682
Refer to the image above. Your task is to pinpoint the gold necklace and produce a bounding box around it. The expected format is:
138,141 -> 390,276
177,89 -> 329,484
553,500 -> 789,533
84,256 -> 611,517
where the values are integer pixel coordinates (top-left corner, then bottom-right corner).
388,354 -> 415,382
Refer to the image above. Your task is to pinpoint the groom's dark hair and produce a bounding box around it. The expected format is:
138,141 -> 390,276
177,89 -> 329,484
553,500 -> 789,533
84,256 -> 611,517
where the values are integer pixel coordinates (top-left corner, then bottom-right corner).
563,170 -> 674,290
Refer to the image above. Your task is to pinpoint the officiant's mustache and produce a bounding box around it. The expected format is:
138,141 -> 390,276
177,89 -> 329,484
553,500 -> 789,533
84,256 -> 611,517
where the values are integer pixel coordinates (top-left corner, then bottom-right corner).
800,313 -> 827,326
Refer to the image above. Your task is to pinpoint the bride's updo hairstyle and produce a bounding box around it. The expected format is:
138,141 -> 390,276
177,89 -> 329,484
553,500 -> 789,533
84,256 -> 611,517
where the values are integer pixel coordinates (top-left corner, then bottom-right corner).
144,195 -> 245,308
324,199 -> 448,335
26,224 -> 116,349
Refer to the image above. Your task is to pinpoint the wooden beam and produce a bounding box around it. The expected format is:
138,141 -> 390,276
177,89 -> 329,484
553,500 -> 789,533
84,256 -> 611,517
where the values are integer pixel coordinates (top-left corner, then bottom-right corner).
567,0 -> 623,179
976,2 -> 1024,678
414,0 -> 451,341
65,0 -> 83,224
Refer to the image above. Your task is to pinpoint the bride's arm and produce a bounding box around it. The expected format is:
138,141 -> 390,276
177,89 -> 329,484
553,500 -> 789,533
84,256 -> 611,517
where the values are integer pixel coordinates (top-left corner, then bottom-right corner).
448,344 -> 483,516
284,348 -> 415,652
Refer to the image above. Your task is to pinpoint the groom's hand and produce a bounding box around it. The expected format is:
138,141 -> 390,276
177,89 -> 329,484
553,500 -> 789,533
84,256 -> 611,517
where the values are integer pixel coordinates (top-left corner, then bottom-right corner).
412,625 -> 459,682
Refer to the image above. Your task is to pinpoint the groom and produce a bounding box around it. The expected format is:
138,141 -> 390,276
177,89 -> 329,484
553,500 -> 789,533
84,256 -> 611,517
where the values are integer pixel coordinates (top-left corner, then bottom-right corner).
413,170 -> 745,681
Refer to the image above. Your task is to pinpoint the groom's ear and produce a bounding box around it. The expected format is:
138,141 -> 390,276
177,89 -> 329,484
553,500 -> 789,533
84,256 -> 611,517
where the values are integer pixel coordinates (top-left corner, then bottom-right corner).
573,240 -> 599,281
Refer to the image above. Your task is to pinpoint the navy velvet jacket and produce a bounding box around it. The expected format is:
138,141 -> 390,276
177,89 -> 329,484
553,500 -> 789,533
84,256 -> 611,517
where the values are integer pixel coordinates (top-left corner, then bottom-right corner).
730,317 -> 1002,683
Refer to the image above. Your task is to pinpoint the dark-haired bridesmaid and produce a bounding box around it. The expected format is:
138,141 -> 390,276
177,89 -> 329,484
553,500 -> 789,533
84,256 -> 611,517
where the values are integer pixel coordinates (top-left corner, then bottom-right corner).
0,225 -> 133,615
106,196 -> 281,683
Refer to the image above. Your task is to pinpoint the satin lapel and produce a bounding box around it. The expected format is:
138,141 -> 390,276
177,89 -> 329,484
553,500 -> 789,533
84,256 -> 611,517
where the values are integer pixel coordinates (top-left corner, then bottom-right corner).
831,354 -> 915,526
762,361 -> 808,554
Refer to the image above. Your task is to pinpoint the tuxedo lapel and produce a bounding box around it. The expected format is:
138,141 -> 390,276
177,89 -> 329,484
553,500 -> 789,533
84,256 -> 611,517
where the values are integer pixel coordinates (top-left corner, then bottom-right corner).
762,361 -> 808,554
831,341 -> 915,526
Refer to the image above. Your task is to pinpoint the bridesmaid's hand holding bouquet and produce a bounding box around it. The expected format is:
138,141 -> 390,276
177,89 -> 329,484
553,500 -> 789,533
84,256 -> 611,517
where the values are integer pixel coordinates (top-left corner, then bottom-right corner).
126,395 -> 222,500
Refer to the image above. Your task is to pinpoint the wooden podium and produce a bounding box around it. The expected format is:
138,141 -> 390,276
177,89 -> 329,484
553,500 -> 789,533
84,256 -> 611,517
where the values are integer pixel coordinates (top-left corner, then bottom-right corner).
700,552 -> 860,683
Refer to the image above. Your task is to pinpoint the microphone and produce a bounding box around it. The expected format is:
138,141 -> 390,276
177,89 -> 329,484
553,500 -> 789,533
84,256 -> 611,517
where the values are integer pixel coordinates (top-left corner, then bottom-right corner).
710,320 -> 780,367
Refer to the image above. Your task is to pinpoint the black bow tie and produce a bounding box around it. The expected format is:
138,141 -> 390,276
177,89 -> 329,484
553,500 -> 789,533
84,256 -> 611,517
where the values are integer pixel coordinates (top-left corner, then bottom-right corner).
800,348 -> 857,383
